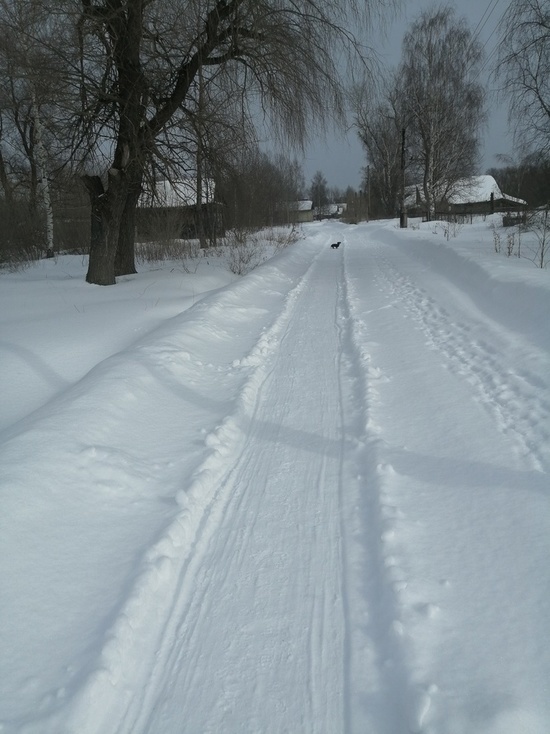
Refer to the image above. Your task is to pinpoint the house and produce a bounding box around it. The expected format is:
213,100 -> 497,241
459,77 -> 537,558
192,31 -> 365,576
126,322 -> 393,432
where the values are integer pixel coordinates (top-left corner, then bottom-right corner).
286,200 -> 314,223
405,175 -> 527,219
313,203 -> 346,220
136,177 -> 223,241
443,175 -> 527,214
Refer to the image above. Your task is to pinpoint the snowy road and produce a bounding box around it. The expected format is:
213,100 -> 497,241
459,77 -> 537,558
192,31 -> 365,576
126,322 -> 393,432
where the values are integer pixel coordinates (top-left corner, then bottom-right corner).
131,247 -> 351,733
1,221 -> 549,734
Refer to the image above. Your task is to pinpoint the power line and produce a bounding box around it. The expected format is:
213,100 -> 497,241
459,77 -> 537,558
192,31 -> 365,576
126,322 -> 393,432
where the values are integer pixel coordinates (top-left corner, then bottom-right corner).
469,0 -> 501,47
466,0 -> 511,79
472,0 -> 500,48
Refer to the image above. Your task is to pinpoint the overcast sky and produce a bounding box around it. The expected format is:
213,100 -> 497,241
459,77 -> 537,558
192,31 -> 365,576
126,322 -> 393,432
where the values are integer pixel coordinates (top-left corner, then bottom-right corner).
301,0 -> 515,192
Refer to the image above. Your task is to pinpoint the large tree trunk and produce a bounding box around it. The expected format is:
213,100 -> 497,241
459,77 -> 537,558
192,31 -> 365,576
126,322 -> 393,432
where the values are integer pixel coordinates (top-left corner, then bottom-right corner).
115,171 -> 142,276
115,195 -> 138,277
83,171 -> 127,286
83,0 -> 145,285
0,148 -> 14,206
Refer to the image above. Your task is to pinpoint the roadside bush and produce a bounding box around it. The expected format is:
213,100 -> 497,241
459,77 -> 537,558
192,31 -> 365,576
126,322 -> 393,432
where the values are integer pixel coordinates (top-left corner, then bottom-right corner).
134,208 -> 202,271
135,238 -> 199,272
265,224 -> 302,249
524,208 -> 550,268
224,228 -> 268,275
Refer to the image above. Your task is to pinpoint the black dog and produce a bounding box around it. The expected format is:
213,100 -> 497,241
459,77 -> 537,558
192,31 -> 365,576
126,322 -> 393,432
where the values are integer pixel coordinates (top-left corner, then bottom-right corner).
331,241 -> 341,249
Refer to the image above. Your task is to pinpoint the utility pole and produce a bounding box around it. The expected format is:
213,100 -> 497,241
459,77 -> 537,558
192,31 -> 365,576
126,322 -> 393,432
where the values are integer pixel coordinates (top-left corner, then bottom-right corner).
400,127 -> 408,229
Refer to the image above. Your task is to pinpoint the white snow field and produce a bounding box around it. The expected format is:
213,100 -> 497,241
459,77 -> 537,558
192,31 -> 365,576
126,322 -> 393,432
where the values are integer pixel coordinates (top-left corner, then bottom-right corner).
1,218 -> 549,734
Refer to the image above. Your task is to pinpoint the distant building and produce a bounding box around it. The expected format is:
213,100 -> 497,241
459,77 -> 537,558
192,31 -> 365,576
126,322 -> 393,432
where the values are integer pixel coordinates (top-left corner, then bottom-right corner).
137,178 -> 223,241
281,200 -> 314,224
405,175 -> 527,218
313,203 -> 345,220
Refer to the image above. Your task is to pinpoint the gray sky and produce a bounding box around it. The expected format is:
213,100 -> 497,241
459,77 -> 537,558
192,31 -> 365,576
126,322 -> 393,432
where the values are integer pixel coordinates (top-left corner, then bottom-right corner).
302,0 -> 515,192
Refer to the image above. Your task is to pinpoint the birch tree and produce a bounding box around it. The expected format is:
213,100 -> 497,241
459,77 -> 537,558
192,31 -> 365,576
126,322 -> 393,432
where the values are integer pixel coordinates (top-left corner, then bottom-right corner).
399,6 -> 485,217
495,0 -> 550,156
309,170 -> 329,213
0,0 -> 66,253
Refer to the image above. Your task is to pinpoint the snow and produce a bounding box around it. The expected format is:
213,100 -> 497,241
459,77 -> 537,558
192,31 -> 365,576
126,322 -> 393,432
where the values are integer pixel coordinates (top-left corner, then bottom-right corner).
291,199 -> 314,211
1,217 -> 549,734
405,175 -> 527,207
446,175 -> 526,207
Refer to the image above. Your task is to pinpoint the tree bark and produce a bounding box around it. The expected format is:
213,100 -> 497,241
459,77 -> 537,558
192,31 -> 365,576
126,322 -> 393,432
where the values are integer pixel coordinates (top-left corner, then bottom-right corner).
83,0 -> 145,284
0,147 -> 13,205
83,171 -> 127,286
115,170 -> 142,276
31,93 -> 55,257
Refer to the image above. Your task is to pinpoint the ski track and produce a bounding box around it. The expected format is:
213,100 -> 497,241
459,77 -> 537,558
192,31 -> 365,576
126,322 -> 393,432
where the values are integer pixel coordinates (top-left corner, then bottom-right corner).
62,249 -> 328,734
127,250 -> 335,734
65,235 -> 427,734
16,230 -> 549,734
127,243 -> 352,733
124,234 -> 458,734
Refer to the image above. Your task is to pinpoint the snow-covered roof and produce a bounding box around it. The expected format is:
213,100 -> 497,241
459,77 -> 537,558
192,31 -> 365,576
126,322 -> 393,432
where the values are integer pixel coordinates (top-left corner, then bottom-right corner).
446,175 -> 502,204
290,200 -> 313,211
446,175 -> 526,206
139,178 -> 215,208
406,175 -> 527,207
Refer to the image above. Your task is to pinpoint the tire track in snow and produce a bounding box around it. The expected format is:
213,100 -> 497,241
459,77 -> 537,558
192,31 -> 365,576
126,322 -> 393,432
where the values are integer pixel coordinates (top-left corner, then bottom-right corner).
336,245 -> 426,733
372,251 -> 550,472
63,247 -> 326,734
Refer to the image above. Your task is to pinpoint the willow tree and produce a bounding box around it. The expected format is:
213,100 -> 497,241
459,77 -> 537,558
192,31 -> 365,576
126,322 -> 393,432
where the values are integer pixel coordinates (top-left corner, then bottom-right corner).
63,0 -> 394,285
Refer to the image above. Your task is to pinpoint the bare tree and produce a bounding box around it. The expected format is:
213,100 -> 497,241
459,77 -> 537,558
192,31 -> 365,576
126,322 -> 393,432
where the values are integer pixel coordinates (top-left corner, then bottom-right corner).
0,0 -> 70,254
399,6 -> 485,218
309,170 -> 329,213
216,148 -> 305,230
523,206 -> 550,268
489,152 -> 550,208
62,0 -> 391,285
352,71 -> 404,217
495,0 -> 550,156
